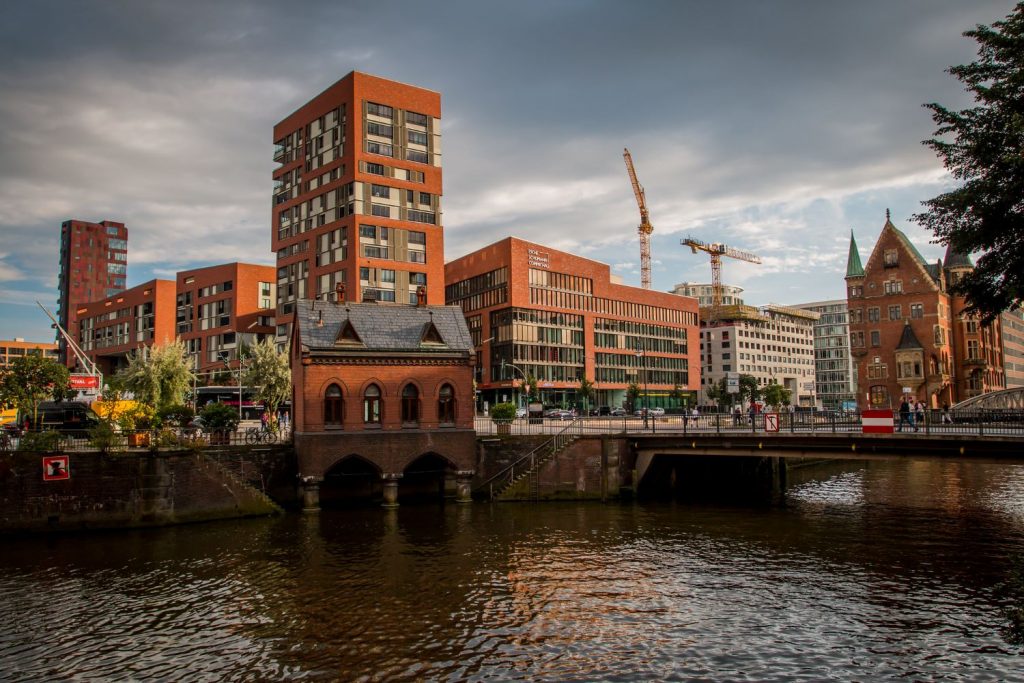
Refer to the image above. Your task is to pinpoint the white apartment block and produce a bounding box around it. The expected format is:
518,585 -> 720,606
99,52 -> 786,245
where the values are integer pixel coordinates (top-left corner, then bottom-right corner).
794,299 -> 857,410
670,282 -> 745,308
699,304 -> 819,408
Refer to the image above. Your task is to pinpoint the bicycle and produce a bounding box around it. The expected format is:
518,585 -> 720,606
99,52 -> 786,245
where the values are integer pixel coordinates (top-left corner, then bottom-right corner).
245,425 -> 278,445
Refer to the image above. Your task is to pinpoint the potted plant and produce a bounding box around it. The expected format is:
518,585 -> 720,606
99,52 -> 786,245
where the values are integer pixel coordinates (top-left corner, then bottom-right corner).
199,402 -> 240,445
120,404 -> 156,447
490,402 -> 516,436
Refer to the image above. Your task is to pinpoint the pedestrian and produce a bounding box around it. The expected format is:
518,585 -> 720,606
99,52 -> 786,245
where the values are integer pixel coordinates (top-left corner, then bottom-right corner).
261,411 -> 269,430
691,406 -> 699,428
897,397 -> 912,432
748,403 -> 756,426
733,405 -> 742,426
914,399 -> 925,432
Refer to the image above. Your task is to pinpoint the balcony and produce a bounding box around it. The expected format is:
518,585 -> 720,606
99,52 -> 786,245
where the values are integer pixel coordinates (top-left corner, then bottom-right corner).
963,357 -> 988,368
273,145 -> 286,163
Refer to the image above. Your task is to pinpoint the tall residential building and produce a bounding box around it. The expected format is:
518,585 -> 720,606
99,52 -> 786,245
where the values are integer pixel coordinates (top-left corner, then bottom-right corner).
445,238 -> 700,410
670,282 -> 745,308
1000,309 -> 1024,388
698,305 -> 819,408
272,72 -> 443,342
793,299 -> 857,410
57,219 -> 128,365
845,213 -> 1005,409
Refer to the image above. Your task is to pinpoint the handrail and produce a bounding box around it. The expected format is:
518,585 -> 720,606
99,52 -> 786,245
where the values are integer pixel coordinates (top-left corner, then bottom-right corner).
476,418 -> 581,495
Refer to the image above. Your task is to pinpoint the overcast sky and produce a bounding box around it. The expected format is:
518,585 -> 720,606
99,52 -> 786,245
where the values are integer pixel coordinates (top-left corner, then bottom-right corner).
0,0 -> 1015,343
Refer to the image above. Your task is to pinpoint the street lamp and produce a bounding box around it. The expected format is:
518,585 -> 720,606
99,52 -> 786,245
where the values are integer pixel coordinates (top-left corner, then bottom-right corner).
219,351 -> 244,420
500,359 -> 528,413
635,343 -> 649,430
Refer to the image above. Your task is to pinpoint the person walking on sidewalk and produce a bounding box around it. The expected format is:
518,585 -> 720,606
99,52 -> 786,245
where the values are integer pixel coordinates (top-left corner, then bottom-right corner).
898,397 -> 913,432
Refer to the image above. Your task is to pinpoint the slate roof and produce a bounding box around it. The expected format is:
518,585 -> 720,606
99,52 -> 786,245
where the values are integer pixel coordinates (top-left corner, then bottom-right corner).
943,243 -> 974,270
896,320 -> 924,350
296,300 -> 474,354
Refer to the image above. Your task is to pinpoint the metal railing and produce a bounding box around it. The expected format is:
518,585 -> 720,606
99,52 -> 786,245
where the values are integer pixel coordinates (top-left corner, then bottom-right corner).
0,426 -> 294,453
476,419 -> 584,499
472,408 -> 1024,438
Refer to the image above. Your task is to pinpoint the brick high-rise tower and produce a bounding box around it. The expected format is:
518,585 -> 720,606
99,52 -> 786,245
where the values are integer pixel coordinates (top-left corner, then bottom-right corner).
271,72 -> 443,340
57,219 -> 128,366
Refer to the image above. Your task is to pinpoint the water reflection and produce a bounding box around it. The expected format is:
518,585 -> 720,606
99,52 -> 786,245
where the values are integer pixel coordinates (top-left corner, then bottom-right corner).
1,460 -> 1023,681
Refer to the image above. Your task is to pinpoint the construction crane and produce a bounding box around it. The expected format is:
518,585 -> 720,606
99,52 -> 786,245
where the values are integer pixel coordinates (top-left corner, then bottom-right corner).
681,236 -> 762,323
623,148 -> 654,289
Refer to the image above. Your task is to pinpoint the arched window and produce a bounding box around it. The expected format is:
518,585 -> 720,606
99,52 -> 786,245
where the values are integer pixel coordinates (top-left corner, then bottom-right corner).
363,384 -> 382,424
401,383 -> 419,423
324,384 -> 343,427
438,384 -> 456,424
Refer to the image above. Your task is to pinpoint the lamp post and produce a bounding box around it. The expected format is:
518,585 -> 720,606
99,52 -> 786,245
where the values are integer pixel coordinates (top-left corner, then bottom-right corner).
635,344 -> 649,430
501,359 -> 528,413
220,352 -> 244,420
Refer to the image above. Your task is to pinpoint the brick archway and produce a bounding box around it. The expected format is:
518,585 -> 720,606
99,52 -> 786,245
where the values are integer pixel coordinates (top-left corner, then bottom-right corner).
320,454 -> 384,508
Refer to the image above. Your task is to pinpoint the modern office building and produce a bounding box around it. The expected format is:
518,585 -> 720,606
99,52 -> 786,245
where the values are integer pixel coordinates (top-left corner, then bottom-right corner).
1000,309 -> 1024,389
698,304 -> 819,408
272,72 -> 444,342
445,237 -> 700,411
670,282 -> 745,308
845,214 -> 1005,409
57,219 -> 128,365
74,262 -> 276,377
175,263 -> 277,373
0,339 -> 59,367
793,299 -> 857,410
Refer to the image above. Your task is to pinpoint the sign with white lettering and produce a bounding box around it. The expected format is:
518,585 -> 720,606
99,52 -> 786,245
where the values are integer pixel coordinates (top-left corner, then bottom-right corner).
527,248 -> 550,269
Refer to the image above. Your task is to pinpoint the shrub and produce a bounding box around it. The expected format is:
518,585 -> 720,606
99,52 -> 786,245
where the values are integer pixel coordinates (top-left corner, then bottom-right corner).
199,402 -> 240,435
158,404 -> 194,430
89,421 -> 123,454
490,402 -> 517,422
18,430 -> 63,452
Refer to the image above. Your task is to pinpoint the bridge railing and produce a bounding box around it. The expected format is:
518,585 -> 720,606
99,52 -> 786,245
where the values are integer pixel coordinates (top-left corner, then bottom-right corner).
473,408 -> 1024,437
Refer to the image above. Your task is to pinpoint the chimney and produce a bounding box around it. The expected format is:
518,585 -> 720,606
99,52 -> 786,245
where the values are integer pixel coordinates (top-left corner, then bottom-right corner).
335,282 -> 346,304
416,286 -> 427,307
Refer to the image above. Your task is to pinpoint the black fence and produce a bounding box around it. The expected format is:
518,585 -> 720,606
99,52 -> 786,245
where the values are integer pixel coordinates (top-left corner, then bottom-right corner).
0,426 -> 293,452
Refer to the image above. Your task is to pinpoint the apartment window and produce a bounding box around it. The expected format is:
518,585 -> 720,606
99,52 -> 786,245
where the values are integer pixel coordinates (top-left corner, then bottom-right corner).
366,162 -> 385,175
371,184 -> 390,198
360,225 -> 376,238
406,111 -> 428,126
410,272 -> 427,286
324,384 -> 343,427
967,339 -> 980,359
408,231 -> 426,245
401,384 -> 419,423
884,279 -> 903,295
371,204 -> 391,218
438,384 -> 456,423
966,319 -> 978,334
406,149 -> 429,164
407,210 -> 435,224
409,251 -> 427,264
419,192 -> 431,205
868,307 -> 880,322
367,102 -> 393,119
222,281 -> 233,292
381,269 -> 396,283
910,303 -> 923,319
883,249 -> 899,267
366,141 -> 393,157
407,130 -> 428,146
366,122 -> 393,138
888,305 -> 901,321
360,267 -> 370,281
363,384 -> 382,424
870,330 -> 881,347
362,245 -> 388,259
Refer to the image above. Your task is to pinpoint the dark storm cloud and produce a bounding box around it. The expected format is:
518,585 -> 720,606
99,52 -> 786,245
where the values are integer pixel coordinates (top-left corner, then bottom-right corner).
0,0 -> 1016,339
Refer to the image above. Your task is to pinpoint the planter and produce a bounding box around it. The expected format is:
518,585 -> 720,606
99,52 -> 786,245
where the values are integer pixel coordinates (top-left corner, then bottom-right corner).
127,432 -> 150,447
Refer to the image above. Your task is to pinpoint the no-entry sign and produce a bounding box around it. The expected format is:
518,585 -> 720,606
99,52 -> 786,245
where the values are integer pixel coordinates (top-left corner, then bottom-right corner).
42,456 -> 70,481
765,412 -> 780,432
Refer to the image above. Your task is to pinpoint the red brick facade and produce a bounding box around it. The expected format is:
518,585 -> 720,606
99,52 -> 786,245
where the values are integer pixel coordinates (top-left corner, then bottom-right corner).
846,216 -> 1005,408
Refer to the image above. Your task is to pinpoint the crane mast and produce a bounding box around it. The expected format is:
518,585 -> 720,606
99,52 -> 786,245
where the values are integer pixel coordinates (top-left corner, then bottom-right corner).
623,148 -> 653,289
681,237 -> 762,324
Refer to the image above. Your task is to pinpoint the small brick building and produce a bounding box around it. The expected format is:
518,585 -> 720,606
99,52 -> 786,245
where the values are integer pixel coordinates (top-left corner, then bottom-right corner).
291,295 -> 476,507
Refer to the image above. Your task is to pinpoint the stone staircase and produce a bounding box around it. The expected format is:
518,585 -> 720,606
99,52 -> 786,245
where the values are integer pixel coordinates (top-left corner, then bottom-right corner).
198,453 -> 284,515
481,424 -> 580,501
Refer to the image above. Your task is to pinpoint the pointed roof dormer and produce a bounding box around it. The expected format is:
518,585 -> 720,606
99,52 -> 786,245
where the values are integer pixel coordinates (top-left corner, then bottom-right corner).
896,319 -> 924,350
845,230 -> 865,278
334,313 -> 364,346
419,311 -> 447,347
943,243 -> 973,270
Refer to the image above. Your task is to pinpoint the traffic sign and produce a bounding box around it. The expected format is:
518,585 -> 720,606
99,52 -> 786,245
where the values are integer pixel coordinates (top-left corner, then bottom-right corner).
765,412 -> 780,432
42,456 -> 70,481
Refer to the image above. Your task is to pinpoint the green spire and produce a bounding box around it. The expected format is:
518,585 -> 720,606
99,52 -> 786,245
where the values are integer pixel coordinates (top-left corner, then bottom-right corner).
846,230 -> 865,278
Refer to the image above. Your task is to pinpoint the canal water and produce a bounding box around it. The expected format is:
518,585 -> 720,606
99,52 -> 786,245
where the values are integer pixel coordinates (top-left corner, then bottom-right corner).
2,460 -> 1024,681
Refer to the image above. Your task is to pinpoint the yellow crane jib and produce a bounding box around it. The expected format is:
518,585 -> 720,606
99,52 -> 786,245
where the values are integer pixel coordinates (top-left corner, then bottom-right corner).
623,148 -> 654,289
680,236 -> 762,324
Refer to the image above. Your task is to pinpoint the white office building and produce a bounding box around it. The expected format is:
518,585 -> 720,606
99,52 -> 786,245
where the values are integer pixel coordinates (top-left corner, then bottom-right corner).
793,298 -> 857,411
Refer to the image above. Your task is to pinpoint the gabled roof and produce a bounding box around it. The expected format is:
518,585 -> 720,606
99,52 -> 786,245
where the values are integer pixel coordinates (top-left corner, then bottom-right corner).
846,230 -> 865,278
296,300 -> 474,355
896,320 -> 924,350
885,216 -> 937,283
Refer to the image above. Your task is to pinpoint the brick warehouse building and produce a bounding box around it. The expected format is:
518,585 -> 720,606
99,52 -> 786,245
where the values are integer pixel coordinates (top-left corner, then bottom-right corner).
445,237 -> 700,411
290,297 -> 476,508
272,72 -> 444,343
57,219 -> 128,365
845,213 -> 1005,409
74,263 -> 275,377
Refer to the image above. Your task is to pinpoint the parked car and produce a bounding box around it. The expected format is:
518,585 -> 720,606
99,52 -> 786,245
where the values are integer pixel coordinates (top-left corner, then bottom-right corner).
546,409 -> 574,421
650,407 -> 666,417
515,407 -> 527,419
22,401 -> 100,436
609,407 -> 626,417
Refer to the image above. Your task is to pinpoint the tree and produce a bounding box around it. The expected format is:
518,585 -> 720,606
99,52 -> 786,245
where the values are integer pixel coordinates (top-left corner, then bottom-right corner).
577,376 -> 594,414
739,375 -> 761,406
524,373 -> 539,402
626,382 -> 641,412
762,383 -> 792,410
116,340 -> 195,411
242,338 -> 292,423
915,3 -> 1024,320
704,378 -> 734,409
0,354 -> 70,422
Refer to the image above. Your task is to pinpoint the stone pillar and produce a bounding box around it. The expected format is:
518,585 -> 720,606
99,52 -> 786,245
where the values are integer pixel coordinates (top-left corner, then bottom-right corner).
382,473 -> 402,508
300,476 -> 322,513
444,472 -> 457,499
455,470 -> 475,504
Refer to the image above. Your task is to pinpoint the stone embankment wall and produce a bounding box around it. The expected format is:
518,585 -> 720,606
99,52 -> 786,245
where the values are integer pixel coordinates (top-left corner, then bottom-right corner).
0,451 -> 282,534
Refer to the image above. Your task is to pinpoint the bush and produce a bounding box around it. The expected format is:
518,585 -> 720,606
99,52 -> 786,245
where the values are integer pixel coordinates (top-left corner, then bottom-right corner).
158,404 -> 194,430
118,404 -> 157,432
490,402 -> 517,422
89,421 -> 123,454
199,402 -> 240,435
18,430 -> 63,452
